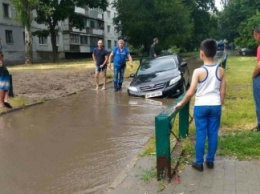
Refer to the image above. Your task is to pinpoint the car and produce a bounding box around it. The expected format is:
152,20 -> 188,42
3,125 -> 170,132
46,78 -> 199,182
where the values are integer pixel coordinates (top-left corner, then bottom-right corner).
128,55 -> 190,98
239,47 -> 257,56
217,42 -> 225,51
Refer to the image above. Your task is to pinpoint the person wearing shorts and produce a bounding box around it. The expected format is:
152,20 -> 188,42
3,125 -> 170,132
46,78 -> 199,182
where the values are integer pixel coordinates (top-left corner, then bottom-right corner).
92,40 -> 108,90
0,52 -> 12,108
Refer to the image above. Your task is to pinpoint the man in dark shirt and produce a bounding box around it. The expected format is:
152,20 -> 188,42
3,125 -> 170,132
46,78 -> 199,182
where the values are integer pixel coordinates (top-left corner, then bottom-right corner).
92,40 -> 108,90
149,38 -> 159,58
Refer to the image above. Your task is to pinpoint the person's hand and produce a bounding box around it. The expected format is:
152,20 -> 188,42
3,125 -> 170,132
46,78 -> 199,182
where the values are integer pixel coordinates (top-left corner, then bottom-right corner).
174,102 -> 182,110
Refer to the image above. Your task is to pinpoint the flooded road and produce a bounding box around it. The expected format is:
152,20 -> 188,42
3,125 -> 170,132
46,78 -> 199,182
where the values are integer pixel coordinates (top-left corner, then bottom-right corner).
0,81 -> 172,194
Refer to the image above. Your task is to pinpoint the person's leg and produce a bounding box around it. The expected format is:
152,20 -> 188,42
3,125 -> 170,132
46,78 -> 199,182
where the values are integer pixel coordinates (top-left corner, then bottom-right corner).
194,106 -> 208,165
101,67 -> 107,90
118,67 -> 125,90
0,90 -> 5,107
4,91 -> 8,102
206,105 -> 221,163
114,67 -> 119,91
253,76 -> 260,130
94,67 -> 100,90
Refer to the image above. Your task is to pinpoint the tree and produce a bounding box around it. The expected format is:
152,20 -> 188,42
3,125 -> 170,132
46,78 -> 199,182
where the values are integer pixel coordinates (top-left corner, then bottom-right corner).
218,0 -> 260,43
34,0 -> 108,62
11,0 -> 38,64
235,12 -> 260,48
113,0 -> 193,53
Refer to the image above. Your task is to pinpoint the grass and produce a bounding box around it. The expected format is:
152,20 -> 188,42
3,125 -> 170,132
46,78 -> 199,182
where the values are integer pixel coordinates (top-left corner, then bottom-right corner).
0,97 -> 37,114
143,56 -> 260,161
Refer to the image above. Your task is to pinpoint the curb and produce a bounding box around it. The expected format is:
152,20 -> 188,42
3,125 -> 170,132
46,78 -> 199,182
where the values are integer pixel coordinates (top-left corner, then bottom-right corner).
102,138 -> 185,193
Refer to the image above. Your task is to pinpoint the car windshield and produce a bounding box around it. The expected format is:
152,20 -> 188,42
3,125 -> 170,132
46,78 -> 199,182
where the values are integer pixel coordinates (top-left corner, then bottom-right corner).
137,57 -> 177,76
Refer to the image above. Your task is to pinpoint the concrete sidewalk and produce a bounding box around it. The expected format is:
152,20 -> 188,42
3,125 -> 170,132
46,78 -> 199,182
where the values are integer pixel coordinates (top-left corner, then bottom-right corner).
104,156 -> 260,194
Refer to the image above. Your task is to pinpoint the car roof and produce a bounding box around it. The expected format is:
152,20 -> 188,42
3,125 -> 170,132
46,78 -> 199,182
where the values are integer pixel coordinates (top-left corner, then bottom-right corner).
146,54 -> 178,62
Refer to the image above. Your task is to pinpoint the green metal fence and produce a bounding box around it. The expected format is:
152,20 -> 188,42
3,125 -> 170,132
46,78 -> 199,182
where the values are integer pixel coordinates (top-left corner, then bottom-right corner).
155,93 -> 189,181
219,52 -> 228,69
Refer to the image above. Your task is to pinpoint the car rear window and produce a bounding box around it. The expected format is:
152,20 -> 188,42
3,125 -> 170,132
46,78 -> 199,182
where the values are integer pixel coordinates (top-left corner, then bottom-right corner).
137,57 -> 177,76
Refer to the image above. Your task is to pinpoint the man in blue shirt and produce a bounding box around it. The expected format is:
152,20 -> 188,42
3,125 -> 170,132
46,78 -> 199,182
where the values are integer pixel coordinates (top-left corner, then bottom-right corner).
108,39 -> 133,92
92,40 -> 108,90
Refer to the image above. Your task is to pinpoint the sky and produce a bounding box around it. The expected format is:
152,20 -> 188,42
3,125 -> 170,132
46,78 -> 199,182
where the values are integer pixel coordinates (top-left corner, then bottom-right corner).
215,0 -> 224,11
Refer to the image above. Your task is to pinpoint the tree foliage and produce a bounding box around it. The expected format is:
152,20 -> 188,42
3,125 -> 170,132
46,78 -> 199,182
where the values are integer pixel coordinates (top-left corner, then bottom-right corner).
34,0 -> 108,62
114,0 -> 219,53
218,0 -> 260,45
11,0 -> 38,63
235,12 -> 260,48
114,0 -> 193,53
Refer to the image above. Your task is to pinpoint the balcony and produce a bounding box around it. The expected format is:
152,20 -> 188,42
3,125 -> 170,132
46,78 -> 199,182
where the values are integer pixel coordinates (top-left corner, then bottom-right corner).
86,28 -> 104,36
75,7 -> 86,15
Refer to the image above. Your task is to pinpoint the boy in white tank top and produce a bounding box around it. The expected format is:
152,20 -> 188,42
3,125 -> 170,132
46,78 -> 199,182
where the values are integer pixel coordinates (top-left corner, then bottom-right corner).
175,39 -> 226,172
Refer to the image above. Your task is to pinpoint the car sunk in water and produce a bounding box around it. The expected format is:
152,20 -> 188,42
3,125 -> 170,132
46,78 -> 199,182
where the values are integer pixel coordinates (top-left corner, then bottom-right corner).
128,55 -> 190,98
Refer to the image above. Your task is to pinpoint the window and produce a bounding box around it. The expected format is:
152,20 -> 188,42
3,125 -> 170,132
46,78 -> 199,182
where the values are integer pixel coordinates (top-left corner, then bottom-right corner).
107,11 -> 111,18
38,36 -> 47,45
70,34 -> 80,44
90,37 -> 99,46
90,20 -> 95,28
114,40 -> 117,47
107,25 -> 111,33
3,3 -> 10,18
80,36 -> 88,45
107,40 -> 112,49
5,30 -> 13,44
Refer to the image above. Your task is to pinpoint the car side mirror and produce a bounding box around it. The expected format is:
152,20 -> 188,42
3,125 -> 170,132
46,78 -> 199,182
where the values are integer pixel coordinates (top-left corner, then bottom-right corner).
180,61 -> 187,67
130,73 -> 136,78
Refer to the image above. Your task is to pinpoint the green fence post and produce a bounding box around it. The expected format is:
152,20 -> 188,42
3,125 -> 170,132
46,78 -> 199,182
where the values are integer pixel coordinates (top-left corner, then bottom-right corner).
155,114 -> 171,180
178,101 -> 190,138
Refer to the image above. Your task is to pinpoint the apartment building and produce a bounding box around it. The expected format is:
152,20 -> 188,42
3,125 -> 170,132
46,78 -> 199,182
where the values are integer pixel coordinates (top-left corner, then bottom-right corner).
0,0 -> 25,63
104,0 -> 120,52
0,0 -> 119,63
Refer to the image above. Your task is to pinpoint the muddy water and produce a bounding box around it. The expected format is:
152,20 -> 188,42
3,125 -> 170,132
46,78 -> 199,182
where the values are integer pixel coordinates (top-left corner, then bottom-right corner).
0,82 -> 172,194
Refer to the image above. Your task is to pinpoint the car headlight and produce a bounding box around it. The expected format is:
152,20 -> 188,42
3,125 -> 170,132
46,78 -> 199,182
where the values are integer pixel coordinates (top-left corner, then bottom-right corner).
128,86 -> 138,92
169,75 -> 181,86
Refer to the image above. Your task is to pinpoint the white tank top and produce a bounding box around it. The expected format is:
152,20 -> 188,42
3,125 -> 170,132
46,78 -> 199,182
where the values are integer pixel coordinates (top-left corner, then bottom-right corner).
195,64 -> 222,106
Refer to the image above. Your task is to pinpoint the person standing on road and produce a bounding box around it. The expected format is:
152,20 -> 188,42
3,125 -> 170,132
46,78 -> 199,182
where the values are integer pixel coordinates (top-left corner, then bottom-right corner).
252,27 -> 260,132
149,38 -> 159,58
175,39 -> 226,171
108,39 -> 133,92
92,40 -> 108,90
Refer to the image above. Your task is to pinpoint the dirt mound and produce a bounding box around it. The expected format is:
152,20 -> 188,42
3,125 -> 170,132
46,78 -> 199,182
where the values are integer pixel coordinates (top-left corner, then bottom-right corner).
10,69 -> 95,100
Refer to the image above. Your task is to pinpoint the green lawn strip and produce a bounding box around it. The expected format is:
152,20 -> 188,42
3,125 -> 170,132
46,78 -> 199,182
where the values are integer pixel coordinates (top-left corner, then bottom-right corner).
142,56 -> 259,160
0,97 -> 40,114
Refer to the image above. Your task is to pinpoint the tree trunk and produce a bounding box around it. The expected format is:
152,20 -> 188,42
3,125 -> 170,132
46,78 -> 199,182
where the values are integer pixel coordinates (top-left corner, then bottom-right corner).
25,17 -> 33,64
50,26 -> 58,63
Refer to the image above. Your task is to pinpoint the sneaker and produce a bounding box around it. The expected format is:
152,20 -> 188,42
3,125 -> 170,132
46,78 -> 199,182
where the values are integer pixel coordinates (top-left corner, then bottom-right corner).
118,87 -> 122,91
192,162 -> 203,172
205,161 -> 214,169
114,88 -> 118,92
4,102 -> 12,109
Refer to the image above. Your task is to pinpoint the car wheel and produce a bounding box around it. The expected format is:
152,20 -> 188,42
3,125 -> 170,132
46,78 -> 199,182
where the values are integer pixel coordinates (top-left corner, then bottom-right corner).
242,51 -> 246,56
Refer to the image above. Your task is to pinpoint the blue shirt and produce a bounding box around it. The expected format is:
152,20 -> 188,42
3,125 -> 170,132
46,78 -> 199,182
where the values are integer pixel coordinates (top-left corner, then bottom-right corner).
112,46 -> 130,67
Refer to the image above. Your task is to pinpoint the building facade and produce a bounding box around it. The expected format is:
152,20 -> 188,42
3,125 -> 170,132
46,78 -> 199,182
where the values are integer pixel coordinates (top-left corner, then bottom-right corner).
104,0 -> 120,52
0,0 -> 119,63
0,0 -> 25,64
